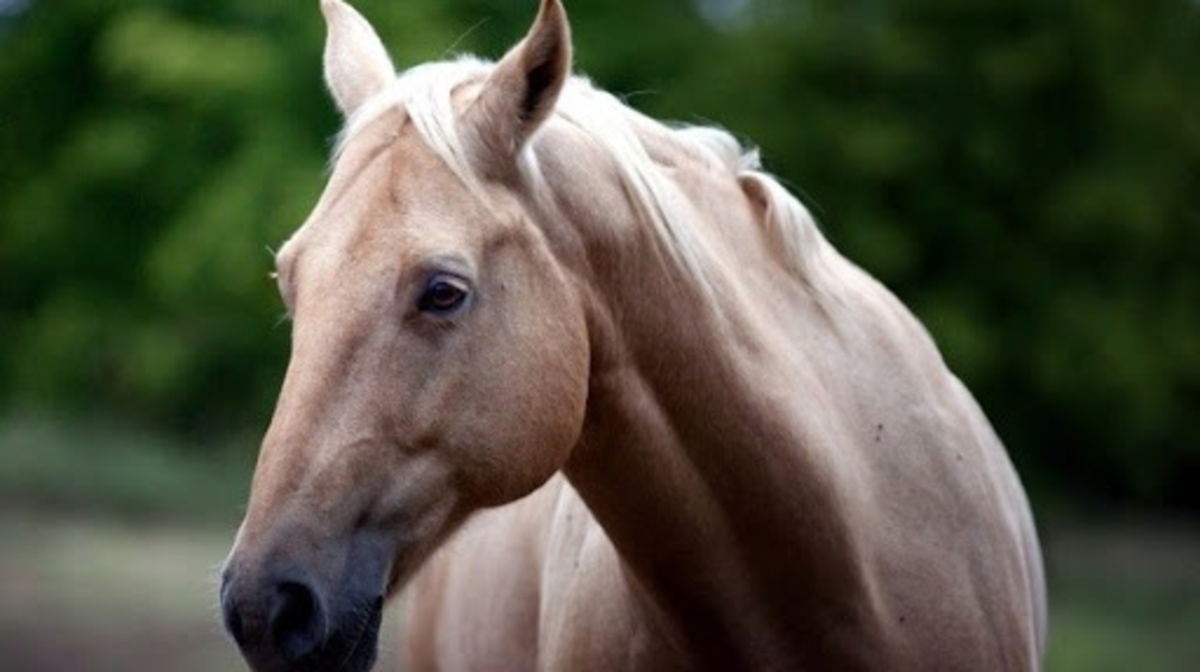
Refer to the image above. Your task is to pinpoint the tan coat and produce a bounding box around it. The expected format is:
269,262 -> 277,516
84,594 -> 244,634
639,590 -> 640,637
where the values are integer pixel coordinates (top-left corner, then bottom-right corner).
221,2 -> 1046,671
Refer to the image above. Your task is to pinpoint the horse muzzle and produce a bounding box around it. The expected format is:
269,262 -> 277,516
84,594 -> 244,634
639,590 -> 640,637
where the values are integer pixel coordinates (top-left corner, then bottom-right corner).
220,542 -> 388,672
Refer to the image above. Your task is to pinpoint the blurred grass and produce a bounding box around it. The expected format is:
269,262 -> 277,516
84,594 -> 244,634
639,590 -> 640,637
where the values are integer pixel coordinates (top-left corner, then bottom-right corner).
0,412 -> 254,525
0,514 -> 242,672
0,414 -> 1197,671
0,513 -> 405,672
0,414 -> 400,672
1043,521 -> 1200,672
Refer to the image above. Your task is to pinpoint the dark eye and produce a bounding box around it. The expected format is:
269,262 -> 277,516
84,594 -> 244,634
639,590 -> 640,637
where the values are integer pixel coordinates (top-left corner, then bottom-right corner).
417,275 -> 470,316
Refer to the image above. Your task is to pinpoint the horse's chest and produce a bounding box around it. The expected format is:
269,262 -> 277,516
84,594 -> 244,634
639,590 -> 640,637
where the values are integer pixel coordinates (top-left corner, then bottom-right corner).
536,491 -> 692,672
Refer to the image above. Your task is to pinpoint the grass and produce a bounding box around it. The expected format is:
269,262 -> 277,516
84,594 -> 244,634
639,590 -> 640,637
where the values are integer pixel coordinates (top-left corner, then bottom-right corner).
1,413 -> 1197,670
0,513 -> 406,672
0,514 -> 242,672
1043,520 -> 1200,672
0,412 -> 254,525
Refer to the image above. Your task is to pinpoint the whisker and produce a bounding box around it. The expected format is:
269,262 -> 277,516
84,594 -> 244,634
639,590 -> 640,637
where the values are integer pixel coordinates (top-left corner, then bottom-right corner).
440,17 -> 490,59
618,89 -> 659,106
333,604 -> 375,672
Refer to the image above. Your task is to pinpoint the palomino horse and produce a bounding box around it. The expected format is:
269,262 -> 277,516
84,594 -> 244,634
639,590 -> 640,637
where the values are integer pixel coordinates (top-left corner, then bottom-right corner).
220,1 -> 1047,670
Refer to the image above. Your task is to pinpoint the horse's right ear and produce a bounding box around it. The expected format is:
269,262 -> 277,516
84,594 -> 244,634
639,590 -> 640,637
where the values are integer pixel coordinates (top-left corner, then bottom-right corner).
321,0 -> 395,118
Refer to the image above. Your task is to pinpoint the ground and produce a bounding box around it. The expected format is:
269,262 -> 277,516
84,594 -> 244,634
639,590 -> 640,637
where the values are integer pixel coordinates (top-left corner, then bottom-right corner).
1,512 -> 1198,672
0,513 -> 400,672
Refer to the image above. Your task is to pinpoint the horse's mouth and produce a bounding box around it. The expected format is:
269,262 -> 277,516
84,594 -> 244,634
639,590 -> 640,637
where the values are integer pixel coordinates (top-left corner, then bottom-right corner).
284,596 -> 384,672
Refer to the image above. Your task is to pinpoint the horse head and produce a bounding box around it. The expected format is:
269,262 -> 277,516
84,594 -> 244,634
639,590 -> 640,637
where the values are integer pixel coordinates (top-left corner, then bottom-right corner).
220,2 -> 589,670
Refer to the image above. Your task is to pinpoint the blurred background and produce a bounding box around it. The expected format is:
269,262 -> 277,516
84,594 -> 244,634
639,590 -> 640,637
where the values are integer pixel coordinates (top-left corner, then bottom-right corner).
1,0 -> 1197,670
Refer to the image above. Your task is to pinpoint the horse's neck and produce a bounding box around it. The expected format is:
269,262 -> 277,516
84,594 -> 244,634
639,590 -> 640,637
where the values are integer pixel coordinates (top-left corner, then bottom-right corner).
535,123 -> 881,666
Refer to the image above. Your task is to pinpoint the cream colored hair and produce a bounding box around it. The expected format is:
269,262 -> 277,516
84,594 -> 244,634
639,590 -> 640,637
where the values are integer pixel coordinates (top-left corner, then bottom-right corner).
337,56 -> 829,295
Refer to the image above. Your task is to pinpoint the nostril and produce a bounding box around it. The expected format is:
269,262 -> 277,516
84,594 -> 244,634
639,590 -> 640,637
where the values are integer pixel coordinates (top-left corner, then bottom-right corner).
270,580 -> 324,662
220,576 -> 249,649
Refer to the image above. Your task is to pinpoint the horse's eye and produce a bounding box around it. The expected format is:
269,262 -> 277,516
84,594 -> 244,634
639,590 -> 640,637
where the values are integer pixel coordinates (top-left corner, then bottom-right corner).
417,275 -> 470,315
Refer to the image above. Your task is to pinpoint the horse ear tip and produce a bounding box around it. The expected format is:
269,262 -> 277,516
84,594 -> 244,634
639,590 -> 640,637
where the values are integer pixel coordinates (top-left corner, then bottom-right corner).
320,0 -> 351,21
534,0 -> 572,52
538,0 -> 569,27
319,0 -> 339,22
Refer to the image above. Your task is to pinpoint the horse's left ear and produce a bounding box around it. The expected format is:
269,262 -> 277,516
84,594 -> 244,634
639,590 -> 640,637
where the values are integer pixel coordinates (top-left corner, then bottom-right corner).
465,0 -> 572,171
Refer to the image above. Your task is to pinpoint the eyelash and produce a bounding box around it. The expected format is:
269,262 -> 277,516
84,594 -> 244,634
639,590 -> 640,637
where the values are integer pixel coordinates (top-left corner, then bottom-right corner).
416,273 -> 471,317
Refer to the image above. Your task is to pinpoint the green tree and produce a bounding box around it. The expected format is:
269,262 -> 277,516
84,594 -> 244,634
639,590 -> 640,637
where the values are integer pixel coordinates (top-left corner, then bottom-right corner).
0,0 -> 460,434
1,0 -> 1196,508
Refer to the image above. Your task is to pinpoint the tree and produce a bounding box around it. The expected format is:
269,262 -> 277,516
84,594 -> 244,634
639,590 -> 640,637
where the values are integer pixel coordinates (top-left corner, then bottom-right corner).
1,0 -> 1197,508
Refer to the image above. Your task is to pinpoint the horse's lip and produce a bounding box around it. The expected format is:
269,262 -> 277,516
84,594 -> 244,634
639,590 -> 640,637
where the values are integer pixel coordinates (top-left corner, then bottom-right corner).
302,596 -> 384,672
338,597 -> 384,670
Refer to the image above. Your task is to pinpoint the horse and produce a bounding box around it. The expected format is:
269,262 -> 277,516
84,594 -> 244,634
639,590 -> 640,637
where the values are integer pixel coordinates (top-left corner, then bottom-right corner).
219,1 -> 1047,670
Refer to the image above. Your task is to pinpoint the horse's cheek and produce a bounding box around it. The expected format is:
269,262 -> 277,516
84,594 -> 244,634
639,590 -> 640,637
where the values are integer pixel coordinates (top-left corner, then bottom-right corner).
458,294 -> 587,504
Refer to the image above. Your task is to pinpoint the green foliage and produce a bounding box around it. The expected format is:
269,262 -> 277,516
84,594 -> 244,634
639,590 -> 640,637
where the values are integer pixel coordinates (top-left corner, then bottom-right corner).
0,0 -> 460,433
0,0 -> 1196,508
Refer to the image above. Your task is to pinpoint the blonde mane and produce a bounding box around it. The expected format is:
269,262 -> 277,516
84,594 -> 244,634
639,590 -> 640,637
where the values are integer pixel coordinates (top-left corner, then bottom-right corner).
336,55 -> 829,295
